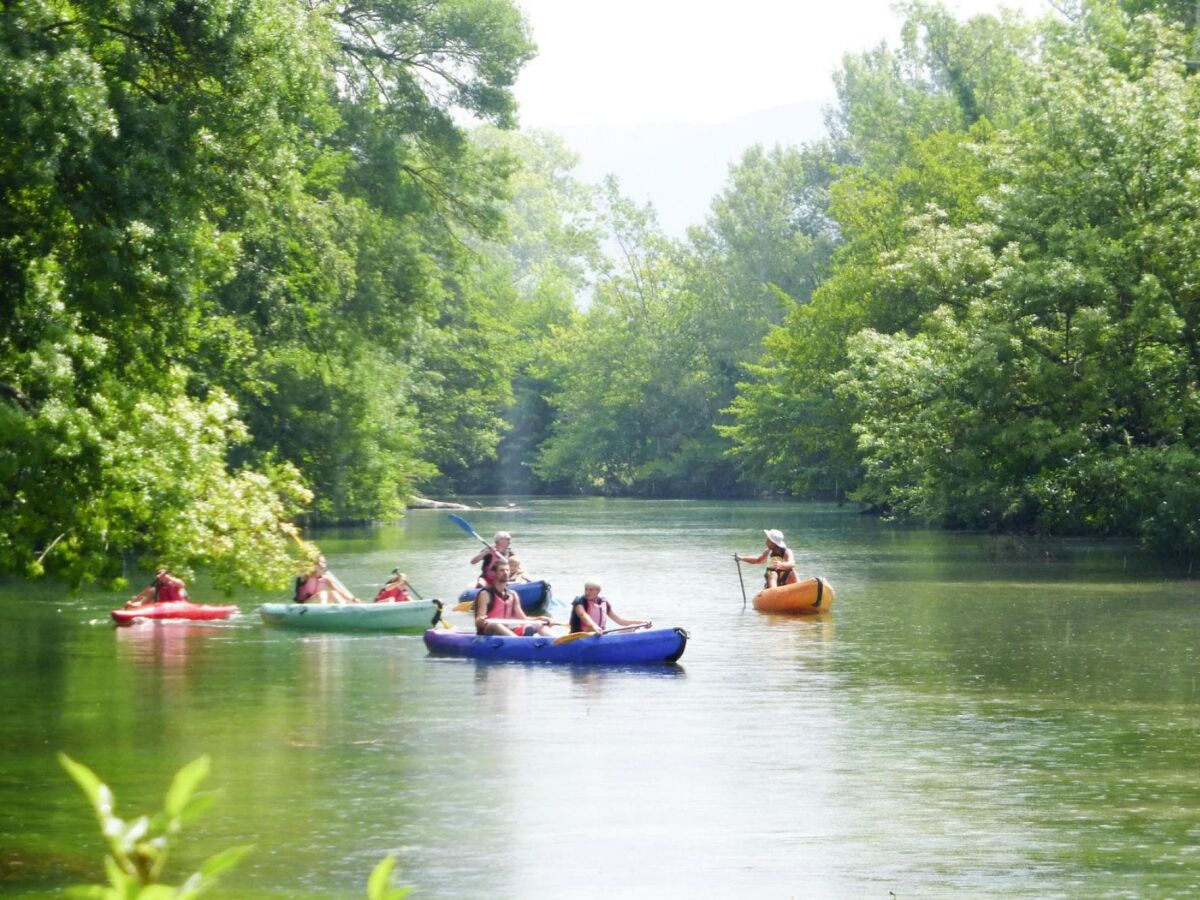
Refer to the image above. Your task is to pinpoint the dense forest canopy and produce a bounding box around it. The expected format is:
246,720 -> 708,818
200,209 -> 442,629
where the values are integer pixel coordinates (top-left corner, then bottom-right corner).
2,0 -> 1199,589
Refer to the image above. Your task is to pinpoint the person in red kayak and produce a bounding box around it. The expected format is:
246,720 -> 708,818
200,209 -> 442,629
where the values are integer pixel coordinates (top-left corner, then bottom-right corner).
373,569 -> 410,603
126,568 -> 189,608
569,578 -> 650,634
294,555 -> 357,605
736,529 -> 797,589
474,561 -> 552,636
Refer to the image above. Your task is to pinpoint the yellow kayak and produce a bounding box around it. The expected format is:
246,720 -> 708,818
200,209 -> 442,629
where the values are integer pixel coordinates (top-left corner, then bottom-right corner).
752,576 -> 834,614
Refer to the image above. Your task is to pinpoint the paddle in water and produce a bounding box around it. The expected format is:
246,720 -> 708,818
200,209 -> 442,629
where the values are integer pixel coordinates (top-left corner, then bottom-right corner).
733,554 -> 748,609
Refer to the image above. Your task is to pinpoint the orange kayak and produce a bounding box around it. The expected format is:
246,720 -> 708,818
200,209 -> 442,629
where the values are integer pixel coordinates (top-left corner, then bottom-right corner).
752,576 -> 834,614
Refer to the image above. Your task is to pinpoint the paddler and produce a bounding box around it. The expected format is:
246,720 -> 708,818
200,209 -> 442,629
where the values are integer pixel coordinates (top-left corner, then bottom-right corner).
470,531 -> 515,588
126,568 -> 188,608
294,555 -> 357,605
569,578 -> 650,634
475,561 -> 552,636
735,529 -> 797,589
373,568 -> 411,603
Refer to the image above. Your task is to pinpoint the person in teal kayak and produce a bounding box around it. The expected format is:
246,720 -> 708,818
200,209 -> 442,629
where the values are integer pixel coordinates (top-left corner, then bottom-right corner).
126,568 -> 188,607
295,555 -> 357,605
474,561 -> 552,636
373,569 -> 410,603
736,529 -> 797,589
569,578 -> 650,634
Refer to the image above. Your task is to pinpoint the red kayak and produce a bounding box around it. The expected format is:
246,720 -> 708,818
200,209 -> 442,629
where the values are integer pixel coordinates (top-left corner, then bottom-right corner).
111,601 -> 239,625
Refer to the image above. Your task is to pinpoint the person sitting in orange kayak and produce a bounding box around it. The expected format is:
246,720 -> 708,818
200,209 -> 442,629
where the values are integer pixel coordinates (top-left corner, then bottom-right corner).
373,569 -> 410,603
294,555 -> 357,605
126,568 -> 189,608
474,561 -> 552,636
736,529 -> 797,589
569,577 -> 650,634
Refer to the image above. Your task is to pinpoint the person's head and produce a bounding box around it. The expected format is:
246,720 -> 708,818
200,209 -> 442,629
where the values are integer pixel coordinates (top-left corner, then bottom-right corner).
583,577 -> 602,598
390,569 -> 406,584
491,561 -> 510,583
764,529 -> 787,550
154,567 -> 169,582
312,555 -> 327,572
493,531 -> 512,550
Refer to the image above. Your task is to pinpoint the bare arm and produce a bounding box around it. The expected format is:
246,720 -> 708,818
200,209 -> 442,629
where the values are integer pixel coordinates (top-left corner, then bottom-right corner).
773,549 -> 796,571
737,550 -> 769,564
573,604 -> 602,633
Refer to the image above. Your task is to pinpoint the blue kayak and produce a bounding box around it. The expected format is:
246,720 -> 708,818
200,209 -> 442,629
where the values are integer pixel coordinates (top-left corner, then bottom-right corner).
423,626 -> 688,665
457,579 -> 550,614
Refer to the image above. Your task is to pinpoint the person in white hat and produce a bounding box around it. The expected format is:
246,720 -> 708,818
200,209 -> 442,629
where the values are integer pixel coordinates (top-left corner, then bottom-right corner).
735,529 -> 797,589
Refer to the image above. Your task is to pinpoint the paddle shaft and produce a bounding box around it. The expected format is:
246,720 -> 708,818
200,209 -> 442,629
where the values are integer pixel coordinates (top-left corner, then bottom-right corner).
734,555 -> 748,609
553,622 -> 651,645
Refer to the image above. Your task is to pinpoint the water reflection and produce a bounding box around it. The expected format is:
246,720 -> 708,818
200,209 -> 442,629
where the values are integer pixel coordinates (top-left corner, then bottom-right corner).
113,620 -> 228,669
2,500 -> 1199,898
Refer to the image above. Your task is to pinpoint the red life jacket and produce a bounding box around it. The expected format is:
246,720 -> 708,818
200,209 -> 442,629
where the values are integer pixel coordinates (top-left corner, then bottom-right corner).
154,577 -> 186,604
484,585 -> 519,619
374,585 -> 409,603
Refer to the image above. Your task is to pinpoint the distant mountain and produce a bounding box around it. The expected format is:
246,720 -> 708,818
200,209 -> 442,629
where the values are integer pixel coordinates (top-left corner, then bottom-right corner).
544,100 -> 829,237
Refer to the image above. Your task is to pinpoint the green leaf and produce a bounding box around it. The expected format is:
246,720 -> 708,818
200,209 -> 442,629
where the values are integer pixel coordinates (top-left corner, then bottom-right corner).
103,855 -> 133,891
367,855 -> 395,900
133,887 -> 177,900
59,754 -> 105,811
197,844 -> 253,880
177,792 -> 218,826
63,886 -> 110,899
164,757 -> 210,819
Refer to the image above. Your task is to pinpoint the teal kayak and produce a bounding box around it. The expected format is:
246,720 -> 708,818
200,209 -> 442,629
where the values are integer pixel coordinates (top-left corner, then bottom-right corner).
259,600 -> 442,633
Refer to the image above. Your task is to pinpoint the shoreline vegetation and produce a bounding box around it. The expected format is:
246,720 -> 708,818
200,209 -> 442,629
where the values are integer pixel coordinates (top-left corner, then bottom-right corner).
3,0 -> 1199,592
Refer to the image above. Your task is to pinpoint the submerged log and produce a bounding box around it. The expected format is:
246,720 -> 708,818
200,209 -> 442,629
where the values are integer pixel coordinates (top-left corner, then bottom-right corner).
407,496 -> 471,510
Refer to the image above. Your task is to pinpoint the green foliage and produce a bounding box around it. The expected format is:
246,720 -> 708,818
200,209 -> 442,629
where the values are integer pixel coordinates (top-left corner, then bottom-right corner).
723,0 -> 1200,554
60,754 -> 412,898
531,149 -> 839,497
828,4 -> 1200,553
367,855 -> 412,900
1,0 -> 536,582
59,753 -> 252,898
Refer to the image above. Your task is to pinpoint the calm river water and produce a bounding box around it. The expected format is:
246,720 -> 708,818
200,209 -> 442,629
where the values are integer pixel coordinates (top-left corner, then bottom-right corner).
1,499 -> 1198,898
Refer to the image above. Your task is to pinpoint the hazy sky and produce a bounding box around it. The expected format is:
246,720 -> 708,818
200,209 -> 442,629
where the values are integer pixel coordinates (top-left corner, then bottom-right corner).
513,0 -> 1052,128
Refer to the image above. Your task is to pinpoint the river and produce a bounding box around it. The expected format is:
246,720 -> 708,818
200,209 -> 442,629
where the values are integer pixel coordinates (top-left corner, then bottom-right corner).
1,499 -> 1197,897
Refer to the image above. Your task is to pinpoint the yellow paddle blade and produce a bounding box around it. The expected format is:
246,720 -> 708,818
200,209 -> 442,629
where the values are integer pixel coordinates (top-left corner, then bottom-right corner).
453,600 -> 473,613
552,631 -> 595,646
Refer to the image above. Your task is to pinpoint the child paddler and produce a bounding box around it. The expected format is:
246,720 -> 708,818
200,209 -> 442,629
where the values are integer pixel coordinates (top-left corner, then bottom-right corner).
569,578 -> 650,634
